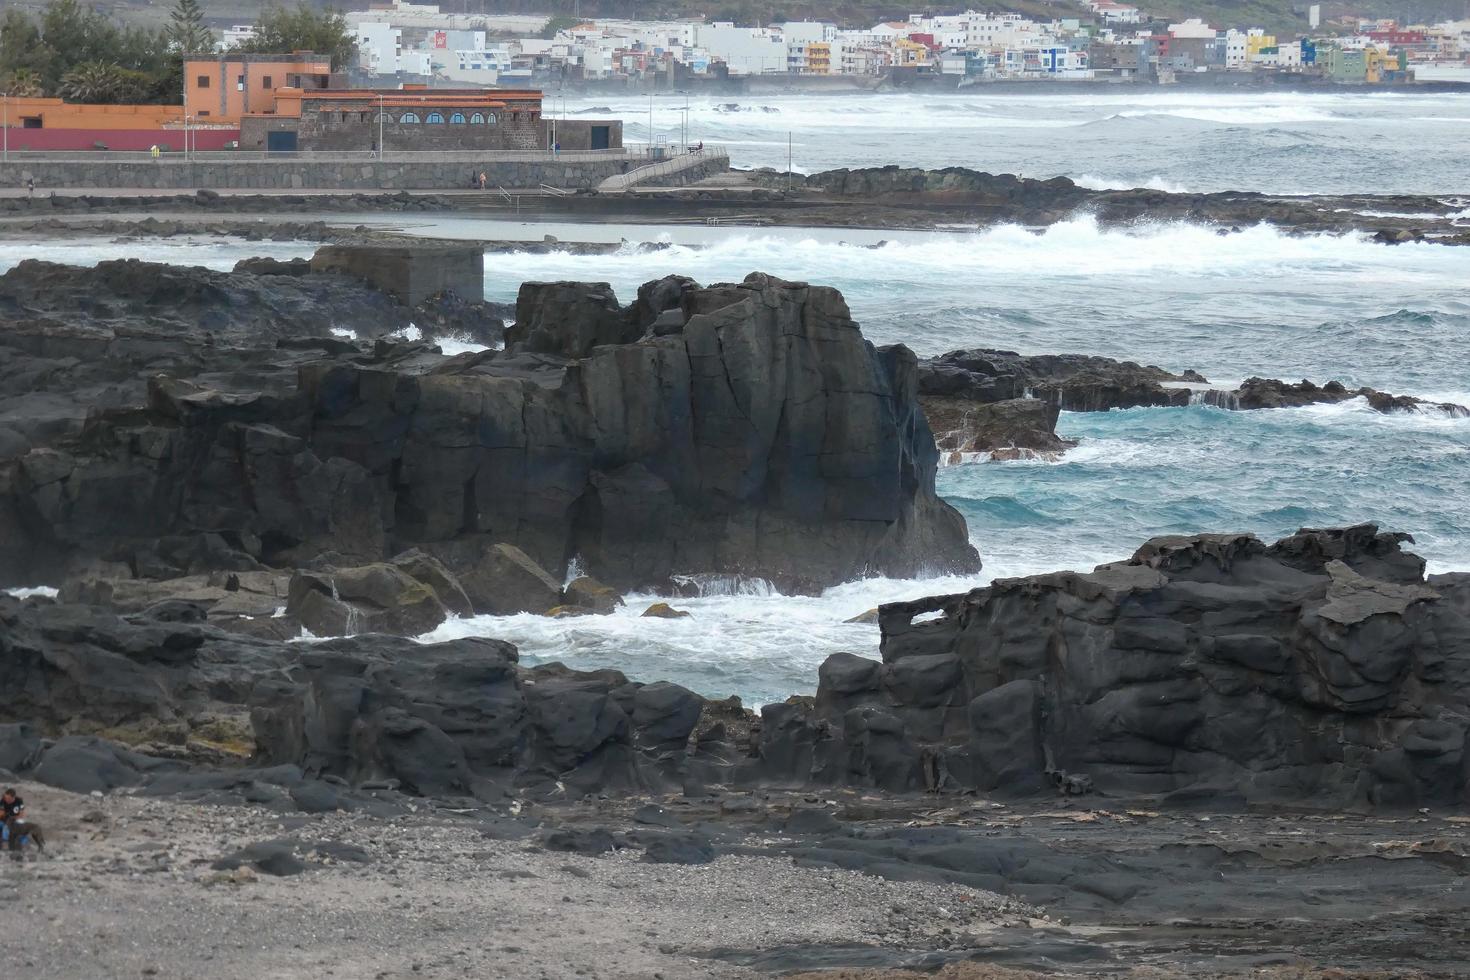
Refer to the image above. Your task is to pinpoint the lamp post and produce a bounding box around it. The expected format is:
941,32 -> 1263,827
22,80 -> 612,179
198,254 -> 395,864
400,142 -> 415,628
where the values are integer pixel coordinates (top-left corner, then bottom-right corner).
3,92 -> 8,163
378,93 -> 385,159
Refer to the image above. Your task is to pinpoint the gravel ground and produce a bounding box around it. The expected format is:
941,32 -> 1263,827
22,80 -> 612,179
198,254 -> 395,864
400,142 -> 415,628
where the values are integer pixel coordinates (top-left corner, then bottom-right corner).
2,782 -> 1021,980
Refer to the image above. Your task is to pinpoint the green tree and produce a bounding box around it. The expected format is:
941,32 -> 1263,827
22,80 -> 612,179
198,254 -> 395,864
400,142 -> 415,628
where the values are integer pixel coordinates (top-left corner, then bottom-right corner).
59,61 -> 126,103
2,68 -> 45,98
540,15 -> 578,38
237,5 -> 356,70
0,9 -> 52,90
167,0 -> 216,55
38,0 -> 124,92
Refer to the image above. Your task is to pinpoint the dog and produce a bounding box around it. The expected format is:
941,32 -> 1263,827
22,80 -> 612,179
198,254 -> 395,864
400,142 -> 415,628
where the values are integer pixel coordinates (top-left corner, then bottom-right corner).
4,818 -> 45,858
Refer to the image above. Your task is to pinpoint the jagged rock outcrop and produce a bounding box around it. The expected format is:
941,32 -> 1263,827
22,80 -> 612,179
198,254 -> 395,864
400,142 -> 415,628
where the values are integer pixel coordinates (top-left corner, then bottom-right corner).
919,348 -> 1199,413
7,525 -> 1469,809
0,266 -> 978,594
0,256 -> 503,345
916,350 -> 1468,459
768,525 -> 1470,807
799,166 -> 1084,207
1206,377 -> 1470,416
0,594 -> 742,799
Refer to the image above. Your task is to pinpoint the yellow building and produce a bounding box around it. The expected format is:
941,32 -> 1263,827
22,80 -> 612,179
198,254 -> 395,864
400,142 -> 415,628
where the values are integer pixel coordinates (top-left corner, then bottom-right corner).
1246,32 -> 1277,57
807,41 -> 832,74
1364,46 -> 1390,82
893,38 -> 931,67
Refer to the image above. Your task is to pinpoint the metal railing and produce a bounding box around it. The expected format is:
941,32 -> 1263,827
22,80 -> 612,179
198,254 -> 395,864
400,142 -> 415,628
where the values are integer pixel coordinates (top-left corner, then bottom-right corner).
0,147 -> 658,164
597,146 -> 729,193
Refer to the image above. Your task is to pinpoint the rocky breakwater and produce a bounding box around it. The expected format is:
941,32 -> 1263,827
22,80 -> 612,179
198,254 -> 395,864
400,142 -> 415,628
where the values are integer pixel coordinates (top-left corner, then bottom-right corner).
759,165 -> 1470,243
0,593 -> 750,802
0,264 -> 978,597
769,525 -> 1470,807
917,348 -> 1203,460
918,347 -> 1469,460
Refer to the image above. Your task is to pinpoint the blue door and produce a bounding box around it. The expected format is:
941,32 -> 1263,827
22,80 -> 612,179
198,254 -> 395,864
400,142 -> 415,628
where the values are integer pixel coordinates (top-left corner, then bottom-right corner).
267,131 -> 298,152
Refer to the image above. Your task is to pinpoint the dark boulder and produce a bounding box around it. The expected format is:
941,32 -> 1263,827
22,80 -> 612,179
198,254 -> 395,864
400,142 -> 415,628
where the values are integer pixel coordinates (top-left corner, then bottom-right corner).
791,525 -> 1470,807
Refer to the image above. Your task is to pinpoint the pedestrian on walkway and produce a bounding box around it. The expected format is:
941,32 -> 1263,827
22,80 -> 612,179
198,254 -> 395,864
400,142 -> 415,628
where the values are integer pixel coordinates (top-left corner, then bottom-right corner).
26,176 -> 34,198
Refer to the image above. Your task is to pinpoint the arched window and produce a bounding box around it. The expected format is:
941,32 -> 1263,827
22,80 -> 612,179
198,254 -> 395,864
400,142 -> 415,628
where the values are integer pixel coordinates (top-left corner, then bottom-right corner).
468,113 -> 485,124
485,113 -> 497,124
425,111 -> 445,123
400,112 -> 420,123
375,112 -> 391,123
449,112 -> 466,124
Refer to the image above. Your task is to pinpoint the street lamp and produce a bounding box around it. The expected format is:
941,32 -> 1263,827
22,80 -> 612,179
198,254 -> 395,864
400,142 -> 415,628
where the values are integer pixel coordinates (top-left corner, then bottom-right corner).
378,92 -> 384,159
3,92 -> 8,163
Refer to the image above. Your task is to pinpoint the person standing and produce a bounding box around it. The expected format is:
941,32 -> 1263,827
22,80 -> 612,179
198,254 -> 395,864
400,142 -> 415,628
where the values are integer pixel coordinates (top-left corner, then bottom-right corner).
26,176 -> 34,197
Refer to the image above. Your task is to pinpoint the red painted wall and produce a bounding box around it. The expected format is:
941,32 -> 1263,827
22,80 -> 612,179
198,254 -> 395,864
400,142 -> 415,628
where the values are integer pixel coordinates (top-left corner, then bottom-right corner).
0,128 -> 240,151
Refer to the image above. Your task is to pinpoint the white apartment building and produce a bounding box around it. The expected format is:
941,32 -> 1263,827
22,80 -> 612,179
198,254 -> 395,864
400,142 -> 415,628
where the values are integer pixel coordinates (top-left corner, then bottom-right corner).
1224,29 -> 1248,68
1169,18 -> 1218,39
355,22 -> 403,75
220,25 -> 257,50
694,23 -> 788,74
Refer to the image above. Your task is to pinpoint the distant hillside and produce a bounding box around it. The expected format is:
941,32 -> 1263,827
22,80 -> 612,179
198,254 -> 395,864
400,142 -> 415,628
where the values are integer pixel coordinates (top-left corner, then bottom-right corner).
65,0 -> 1470,42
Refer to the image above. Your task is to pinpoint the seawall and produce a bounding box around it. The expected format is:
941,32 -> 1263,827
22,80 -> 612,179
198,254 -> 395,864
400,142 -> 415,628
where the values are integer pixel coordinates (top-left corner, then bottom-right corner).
0,156 -> 640,191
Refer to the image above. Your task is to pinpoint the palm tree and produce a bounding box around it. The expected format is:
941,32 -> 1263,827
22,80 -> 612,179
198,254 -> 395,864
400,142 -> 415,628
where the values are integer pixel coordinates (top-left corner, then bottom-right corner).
2,68 -> 44,98
59,62 -> 126,104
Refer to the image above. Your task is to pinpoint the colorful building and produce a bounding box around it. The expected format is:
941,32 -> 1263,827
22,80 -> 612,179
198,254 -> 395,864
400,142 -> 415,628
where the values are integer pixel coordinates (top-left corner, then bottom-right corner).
0,96 -> 237,151
235,87 -> 622,153
183,53 -> 333,124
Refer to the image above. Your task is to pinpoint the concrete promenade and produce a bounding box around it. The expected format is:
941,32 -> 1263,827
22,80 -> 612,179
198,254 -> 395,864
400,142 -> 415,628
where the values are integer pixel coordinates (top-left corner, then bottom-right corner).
0,147 -> 729,192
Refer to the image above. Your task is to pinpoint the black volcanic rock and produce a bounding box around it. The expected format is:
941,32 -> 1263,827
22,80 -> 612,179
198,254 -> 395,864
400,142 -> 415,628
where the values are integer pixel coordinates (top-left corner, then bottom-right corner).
771,525 -> 1470,807
918,348 -> 1194,412
0,266 -> 978,593
1207,377 -> 1470,416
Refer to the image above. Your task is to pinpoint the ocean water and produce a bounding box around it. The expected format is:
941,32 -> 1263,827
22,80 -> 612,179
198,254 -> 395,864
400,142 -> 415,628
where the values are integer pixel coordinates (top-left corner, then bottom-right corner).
5,216 -> 1468,704
565,89 -> 1470,195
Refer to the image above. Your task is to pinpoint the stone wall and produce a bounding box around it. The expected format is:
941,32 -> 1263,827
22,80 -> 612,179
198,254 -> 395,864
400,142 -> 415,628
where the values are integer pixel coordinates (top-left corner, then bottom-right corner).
292,113 -> 544,152
550,120 -> 625,151
309,243 -> 483,307
0,157 -> 638,191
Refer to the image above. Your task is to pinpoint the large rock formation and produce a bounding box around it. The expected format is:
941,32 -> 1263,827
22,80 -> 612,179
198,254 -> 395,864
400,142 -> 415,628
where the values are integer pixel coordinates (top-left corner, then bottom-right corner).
9,524 -> 1470,811
770,525 -> 1470,807
0,594 -> 734,799
0,264 -> 978,594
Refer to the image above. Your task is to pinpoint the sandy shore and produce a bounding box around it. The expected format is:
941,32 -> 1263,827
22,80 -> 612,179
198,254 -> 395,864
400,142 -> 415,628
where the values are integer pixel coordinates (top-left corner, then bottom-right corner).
4,782 -> 1025,980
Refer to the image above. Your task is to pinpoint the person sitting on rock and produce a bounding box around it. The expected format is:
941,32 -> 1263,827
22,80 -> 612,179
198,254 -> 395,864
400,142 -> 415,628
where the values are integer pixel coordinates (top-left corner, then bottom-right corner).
1,787 -> 24,849
1,787 -> 43,858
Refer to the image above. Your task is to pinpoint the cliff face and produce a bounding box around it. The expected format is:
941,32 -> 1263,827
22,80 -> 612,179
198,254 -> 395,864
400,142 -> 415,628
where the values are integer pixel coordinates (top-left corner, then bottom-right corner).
0,265 -> 978,593
773,525 -> 1470,807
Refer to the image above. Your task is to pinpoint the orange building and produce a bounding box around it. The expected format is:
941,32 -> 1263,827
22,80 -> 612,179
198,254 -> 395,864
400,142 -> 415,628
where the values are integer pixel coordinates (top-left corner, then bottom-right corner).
0,96 -> 237,151
183,52 -> 332,123
239,86 -> 550,151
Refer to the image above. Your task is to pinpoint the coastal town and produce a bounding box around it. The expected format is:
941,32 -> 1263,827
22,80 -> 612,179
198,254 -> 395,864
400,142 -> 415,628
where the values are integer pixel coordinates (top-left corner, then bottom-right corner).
326,1 -> 1470,87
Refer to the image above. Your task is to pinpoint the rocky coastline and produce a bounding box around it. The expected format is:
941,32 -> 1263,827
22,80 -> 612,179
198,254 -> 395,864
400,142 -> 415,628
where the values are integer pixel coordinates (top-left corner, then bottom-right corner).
1,166 -> 1467,243
917,348 -> 1468,461
6,254 -> 1470,977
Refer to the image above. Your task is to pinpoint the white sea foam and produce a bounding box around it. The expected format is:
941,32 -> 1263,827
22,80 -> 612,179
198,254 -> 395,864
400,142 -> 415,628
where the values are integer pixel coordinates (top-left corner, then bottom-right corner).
483,217 -> 1463,305
4,586 -> 59,599
1073,173 -> 1192,193
1112,106 -> 1337,125
435,335 -> 492,356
